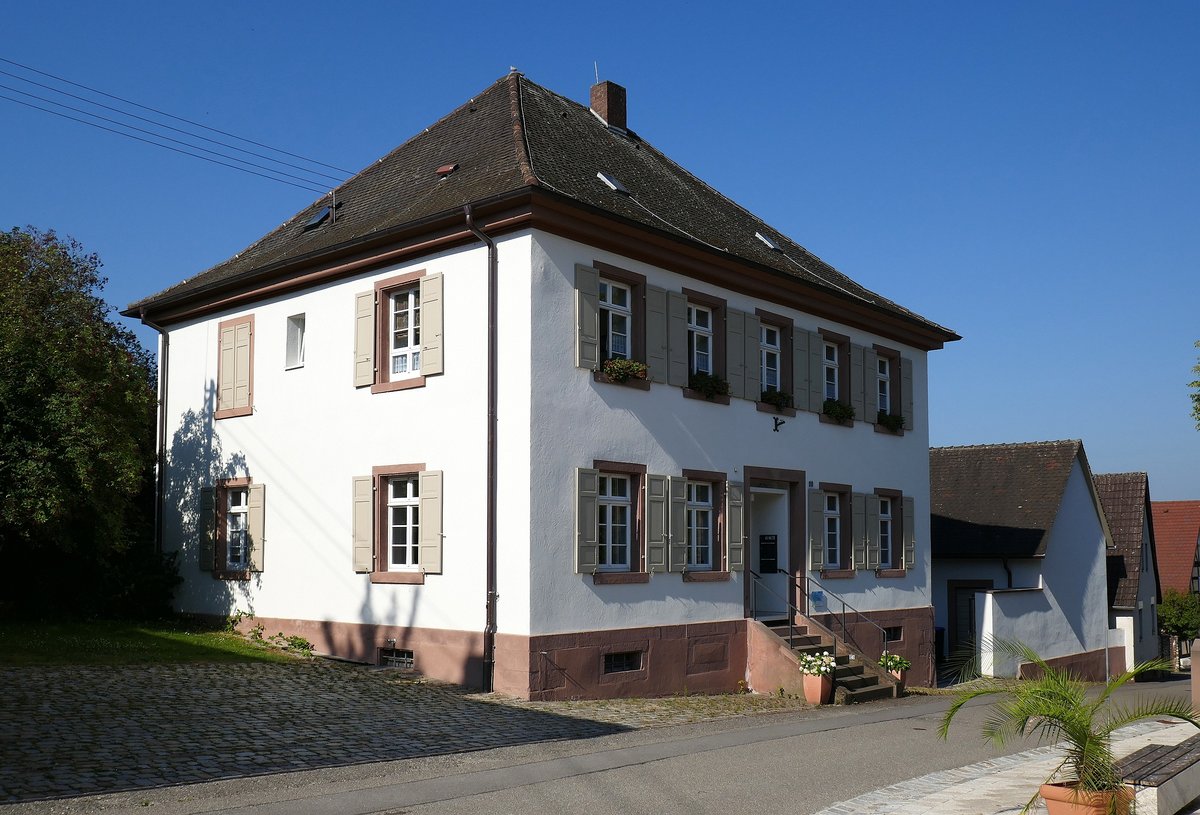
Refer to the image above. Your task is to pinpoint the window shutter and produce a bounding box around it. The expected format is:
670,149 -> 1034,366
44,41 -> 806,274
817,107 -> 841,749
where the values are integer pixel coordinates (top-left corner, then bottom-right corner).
199,487 -> 215,571
865,493 -> 881,570
793,328 -> 811,411
668,476 -> 688,572
645,285 -> 668,384
901,357 -> 914,430
667,291 -> 688,387
727,481 -> 745,572
863,347 -> 879,423
235,321 -> 253,409
807,489 -> 824,571
218,324 -> 236,411
645,474 -> 669,572
353,291 -> 375,388
807,332 -> 824,412
852,492 -> 867,570
902,495 -> 916,569
575,468 -> 599,573
419,470 -> 443,574
744,313 -> 761,402
575,264 -> 600,370
351,476 -> 373,573
850,343 -> 865,420
725,309 -> 746,399
419,273 -> 444,376
248,483 -> 265,572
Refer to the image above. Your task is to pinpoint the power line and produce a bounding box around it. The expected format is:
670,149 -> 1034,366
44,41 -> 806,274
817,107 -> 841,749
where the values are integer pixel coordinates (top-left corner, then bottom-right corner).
0,55 -> 354,176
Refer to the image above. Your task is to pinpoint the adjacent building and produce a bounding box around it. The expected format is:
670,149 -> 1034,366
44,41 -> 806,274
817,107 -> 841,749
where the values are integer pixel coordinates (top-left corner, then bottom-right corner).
1094,472 -> 1161,670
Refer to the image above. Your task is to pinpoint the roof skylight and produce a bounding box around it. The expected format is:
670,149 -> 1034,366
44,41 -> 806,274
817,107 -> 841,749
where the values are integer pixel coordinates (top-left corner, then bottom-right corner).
303,206 -> 331,231
597,171 -> 629,195
755,231 -> 780,251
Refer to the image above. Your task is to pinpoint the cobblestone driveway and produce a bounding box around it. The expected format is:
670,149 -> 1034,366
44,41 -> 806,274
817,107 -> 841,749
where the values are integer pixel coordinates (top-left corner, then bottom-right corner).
0,661 -> 628,803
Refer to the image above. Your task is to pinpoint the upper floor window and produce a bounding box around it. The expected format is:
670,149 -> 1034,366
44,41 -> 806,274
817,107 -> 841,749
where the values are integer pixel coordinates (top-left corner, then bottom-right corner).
387,475 -> 420,570
598,474 -> 632,571
390,288 -> 421,379
285,313 -> 306,370
688,306 -> 713,375
761,325 -> 781,392
878,496 -> 893,568
355,270 -> 443,393
824,492 -> 842,569
598,280 -> 631,361
823,342 -> 839,401
877,357 -> 891,414
226,487 -> 249,570
686,481 -> 713,570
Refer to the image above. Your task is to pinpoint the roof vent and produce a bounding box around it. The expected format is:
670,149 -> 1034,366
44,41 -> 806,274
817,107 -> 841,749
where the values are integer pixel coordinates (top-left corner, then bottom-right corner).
597,172 -> 629,195
303,206 -> 331,231
755,231 -> 781,251
436,163 -> 458,177
590,80 -> 627,130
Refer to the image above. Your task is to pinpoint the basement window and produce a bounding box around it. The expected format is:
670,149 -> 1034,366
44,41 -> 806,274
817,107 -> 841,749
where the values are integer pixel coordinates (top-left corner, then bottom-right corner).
884,626 -> 903,643
380,648 -> 415,669
603,650 -> 642,674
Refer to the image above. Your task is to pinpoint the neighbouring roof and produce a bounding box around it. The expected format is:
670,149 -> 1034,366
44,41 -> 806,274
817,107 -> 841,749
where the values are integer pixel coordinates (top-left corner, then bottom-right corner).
1094,472 -> 1152,610
1151,501 -> 1200,595
930,440 -> 1087,559
124,73 -> 957,344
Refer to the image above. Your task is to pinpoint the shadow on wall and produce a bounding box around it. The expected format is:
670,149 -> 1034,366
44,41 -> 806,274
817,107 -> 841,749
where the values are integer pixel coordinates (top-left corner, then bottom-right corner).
166,380 -> 256,618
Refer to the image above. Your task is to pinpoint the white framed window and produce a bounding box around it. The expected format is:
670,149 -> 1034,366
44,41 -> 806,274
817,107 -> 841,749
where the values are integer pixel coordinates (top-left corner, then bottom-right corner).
686,481 -> 713,570
823,342 -> 839,401
598,474 -> 631,571
824,492 -> 841,569
687,305 -> 713,375
598,279 -> 631,361
226,487 -> 249,570
878,497 -> 893,568
390,288 -> 421,379
387,475 -> 420,570
877,357 -> 891,414
286,313 -> 306,369
761,325 -> 780,392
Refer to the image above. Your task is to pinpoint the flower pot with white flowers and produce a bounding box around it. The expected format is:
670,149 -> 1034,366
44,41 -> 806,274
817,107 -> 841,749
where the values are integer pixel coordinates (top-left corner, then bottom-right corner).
879,651 -> 911,691
797,650 -> 837,705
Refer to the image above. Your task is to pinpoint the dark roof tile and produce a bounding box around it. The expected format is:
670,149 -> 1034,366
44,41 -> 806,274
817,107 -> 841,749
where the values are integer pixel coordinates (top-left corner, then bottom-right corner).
1094,472 -> 1149,609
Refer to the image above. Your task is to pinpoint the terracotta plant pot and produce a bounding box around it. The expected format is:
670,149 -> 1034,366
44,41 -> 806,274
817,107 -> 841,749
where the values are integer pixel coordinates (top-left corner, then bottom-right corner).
890,668 -> 907,691
1038,782 -> 1133,815
802,673 -> 833,705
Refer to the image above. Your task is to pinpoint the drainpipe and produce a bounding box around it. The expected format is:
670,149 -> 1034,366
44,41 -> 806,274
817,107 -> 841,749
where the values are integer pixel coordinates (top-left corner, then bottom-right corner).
464,204 -> 498,693
139,310 -> 169,555
1001,557 -> 1013,589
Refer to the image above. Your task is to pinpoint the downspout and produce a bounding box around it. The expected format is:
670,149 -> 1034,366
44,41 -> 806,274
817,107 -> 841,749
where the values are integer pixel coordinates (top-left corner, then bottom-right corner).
464,204 -> 498,692
1001,557 -> 1013,589
139,309 -> 169,555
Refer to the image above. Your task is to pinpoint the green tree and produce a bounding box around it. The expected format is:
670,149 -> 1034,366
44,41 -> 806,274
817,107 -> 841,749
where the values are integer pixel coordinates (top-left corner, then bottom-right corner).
1158,588 -> 1200,665
1191,340 -> 1200,430
0,227 -> 166,615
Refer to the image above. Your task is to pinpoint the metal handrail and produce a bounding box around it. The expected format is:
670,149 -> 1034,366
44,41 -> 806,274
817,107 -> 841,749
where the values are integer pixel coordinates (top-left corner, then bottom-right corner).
747,568 -> 804,655
797,573 -> 888,659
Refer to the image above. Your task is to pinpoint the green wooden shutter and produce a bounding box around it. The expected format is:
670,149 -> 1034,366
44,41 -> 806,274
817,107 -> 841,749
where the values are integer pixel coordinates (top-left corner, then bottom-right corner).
418,470 -> 443,574
575,468 -> 599,573
575,264 -> 600,370
352,476 -> 373,573
852,492 -> 867,570
865,493 -> 881,570
902,495 -> 916,569
646,285 -> 668,384
668,476 -> 688,571
419,273 -> 444,376
727,481 -> 745,572
354,291 -> 375,388
645,474 -> 668,572
850,343 -> 865,421
248,483 -> 265,572
667,291 -> 688,386
199,487 -> 215,571
901,357 -> 914,431
726,309 -> 746,399
744,313 -> 761,402
807,489 -> 824,571
793,327 -> 811,411
863,347 -> 879,423
808,333 -> 824,412
218,324 -> 236,411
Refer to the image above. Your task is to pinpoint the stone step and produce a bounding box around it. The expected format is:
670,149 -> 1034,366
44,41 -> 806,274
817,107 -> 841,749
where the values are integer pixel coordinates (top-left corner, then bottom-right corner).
837,673 -> 879,691
840,683 -> 895,704
833,662 -> 863,678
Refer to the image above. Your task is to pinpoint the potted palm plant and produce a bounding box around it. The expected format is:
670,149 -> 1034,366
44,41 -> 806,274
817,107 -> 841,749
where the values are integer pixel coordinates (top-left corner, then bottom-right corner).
939,639 -> 1200,815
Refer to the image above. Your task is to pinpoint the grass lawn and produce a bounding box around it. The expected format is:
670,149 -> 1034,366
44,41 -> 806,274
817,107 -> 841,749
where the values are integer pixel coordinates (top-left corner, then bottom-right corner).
0,619 -> 300,666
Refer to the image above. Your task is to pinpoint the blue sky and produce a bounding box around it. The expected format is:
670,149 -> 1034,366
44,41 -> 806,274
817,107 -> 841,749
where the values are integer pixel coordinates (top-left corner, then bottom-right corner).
2,2 -> 1196,498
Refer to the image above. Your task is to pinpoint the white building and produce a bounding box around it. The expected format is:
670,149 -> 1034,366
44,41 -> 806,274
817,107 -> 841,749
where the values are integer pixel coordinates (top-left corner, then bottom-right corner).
125,74 -> 959,699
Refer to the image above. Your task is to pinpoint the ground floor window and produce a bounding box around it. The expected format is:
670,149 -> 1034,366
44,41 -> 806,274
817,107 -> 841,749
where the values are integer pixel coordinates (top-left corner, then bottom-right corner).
387,475 -> 420,570
686,481 -> 713,570
598,474 -> 631,570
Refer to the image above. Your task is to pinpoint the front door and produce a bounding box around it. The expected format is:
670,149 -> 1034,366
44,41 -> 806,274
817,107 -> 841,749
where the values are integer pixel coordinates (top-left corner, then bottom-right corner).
947,579 -> 993,660
750,488 -> 790,619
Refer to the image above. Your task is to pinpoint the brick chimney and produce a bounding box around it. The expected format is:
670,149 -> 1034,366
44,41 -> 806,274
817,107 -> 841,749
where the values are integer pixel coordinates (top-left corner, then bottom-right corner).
590,80 -> 627,130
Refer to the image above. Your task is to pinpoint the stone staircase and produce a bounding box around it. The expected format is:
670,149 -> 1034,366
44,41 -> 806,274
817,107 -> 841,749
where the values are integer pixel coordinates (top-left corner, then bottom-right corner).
763,618 -> 896,704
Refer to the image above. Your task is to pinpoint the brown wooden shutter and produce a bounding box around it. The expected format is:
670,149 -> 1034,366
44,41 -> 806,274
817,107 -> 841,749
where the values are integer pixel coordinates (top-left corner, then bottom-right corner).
247,483 -> 265,572
419,273 -> 444,376
850,344 -> 865,421
575,468 -> 599,573
645,285 -> 668,384
668,476 -> 688,571
902,495 -> 916,569
199,487 -> 215,571
863,347 -> 879,423
418,470 -> 443,574
808,332 -> 824,412
865,493 -> 881,570
218,324 -> 236,411
575,264 -> 600,370
744,313 -> 761,402
901,357 -> 914,430
351,476 -> 373,573
807,489 -> 824,571
852,492 -> 867,570
727,481 -> 745,572
726,309 -> 746,399
354,291 -> 375,388
645,474 -> 669,572
793,327 -> 811,411
667,291 -> 688,386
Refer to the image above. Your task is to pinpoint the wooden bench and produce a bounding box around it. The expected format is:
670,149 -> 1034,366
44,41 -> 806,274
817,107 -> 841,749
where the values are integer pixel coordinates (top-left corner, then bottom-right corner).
1117,734 -> 1200,815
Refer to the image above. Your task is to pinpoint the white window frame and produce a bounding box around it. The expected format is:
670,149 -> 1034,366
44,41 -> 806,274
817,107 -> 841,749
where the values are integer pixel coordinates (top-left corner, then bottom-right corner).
878,497 -> 893,569
761,325 -> 780,392
686,481 -> 713,570
387,475 -> 420,571
877,356 -> 891,414
823,342 -> 839,401
598,279 -> 631,361
389,288 -> 421,379
824,492 -> 841,569
226,487 -> 249,570
597,474 -> 632,571
687,305 -> 713,375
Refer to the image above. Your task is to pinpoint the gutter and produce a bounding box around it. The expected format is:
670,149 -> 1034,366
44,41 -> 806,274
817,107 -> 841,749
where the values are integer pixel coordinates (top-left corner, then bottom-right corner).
464,204 -> 498,693
139,309 -> 169,554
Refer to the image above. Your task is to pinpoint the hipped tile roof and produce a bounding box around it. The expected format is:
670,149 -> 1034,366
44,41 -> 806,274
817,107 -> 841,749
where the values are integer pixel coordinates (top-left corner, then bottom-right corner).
124,73 -> 957,343
1151,501 -> 1200,595
1094,472 -> 1151,609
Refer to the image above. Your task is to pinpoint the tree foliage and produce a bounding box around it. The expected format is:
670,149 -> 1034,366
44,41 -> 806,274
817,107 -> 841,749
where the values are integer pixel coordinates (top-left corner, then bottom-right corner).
0,227 -> 171,615
1191,340 -> 1200,431
1158,588 -> 1200,644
